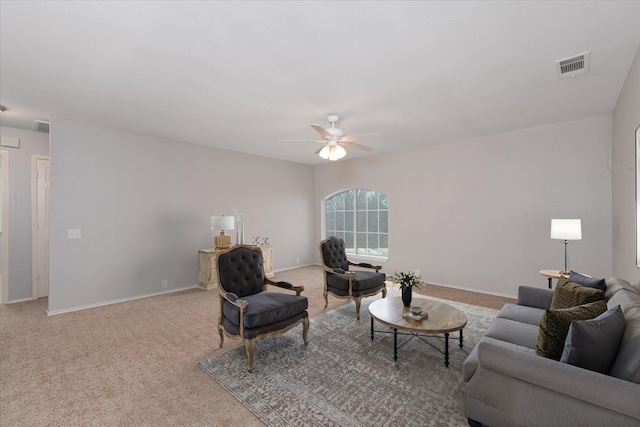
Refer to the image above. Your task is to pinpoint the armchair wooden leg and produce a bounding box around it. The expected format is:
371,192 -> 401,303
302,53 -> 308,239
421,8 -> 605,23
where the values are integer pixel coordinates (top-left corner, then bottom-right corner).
323,290 -> 328,308
302,317 -> 309,345
382,288 -> 387,298
355,297 -> 362,320
218,325 -> 224,348
244,339 -> 256,373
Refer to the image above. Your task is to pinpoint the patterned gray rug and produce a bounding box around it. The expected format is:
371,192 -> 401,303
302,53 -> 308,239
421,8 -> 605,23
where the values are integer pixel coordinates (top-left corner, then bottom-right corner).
199,294 -> 497,427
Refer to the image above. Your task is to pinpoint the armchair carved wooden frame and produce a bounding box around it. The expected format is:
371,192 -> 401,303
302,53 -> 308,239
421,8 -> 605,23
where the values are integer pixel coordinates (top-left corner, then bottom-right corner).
216,245 -> 309,372
319,236 -> 387,320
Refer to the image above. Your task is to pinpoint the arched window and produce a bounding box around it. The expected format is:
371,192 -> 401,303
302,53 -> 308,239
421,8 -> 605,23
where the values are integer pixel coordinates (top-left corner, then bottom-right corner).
324,189 -> 388,258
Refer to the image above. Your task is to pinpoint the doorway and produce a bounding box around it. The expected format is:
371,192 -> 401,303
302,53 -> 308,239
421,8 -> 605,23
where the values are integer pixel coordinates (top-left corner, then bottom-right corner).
32,155 -> 50,298
1,150 -> 8,303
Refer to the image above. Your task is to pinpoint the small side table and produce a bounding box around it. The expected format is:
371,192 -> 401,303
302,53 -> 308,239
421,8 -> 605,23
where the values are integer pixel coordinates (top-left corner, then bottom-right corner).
198,245 -> 274,290
539,269 -> 566,289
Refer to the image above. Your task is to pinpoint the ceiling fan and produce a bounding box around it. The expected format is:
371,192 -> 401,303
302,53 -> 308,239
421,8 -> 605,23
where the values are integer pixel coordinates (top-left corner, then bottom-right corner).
282,115 -> 383,161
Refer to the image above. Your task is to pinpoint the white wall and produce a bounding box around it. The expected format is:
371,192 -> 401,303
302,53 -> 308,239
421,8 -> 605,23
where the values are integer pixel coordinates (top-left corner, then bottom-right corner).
15,88 -> 630,311
612,45 -> 640,285
315,116 -> 613,297
48,119 -> 316,314
0,126 -> 49,301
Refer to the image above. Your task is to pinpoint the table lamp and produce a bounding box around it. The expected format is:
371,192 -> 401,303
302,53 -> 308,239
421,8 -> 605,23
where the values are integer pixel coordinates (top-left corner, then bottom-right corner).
211,215 -> 235,249
550,219 -> 582,274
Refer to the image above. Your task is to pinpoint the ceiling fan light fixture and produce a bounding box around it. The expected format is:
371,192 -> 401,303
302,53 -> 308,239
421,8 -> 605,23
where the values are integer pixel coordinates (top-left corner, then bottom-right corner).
319,144 -> 346,161
318,145 -> 331,159
284,114 -> 381,160
330,145 -> 346,161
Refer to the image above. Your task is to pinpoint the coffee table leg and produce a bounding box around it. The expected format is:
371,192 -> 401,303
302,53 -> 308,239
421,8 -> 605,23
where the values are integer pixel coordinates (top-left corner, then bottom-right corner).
444,332 -> 450,368
393,328 -> 398,361
370,316 -> 374,341
459,328 -> 464,349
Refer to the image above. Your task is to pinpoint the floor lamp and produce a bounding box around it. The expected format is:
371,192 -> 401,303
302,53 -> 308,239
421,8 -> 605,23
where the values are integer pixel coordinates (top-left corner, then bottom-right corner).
550,219 -> 582,275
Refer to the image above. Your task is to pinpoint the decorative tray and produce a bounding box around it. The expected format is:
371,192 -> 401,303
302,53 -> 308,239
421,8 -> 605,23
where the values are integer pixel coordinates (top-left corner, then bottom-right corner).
403,311 -> 428,321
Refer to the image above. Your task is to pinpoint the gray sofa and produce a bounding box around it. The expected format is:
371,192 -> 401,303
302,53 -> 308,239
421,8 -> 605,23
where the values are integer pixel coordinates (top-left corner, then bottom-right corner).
462,277 -> 640,427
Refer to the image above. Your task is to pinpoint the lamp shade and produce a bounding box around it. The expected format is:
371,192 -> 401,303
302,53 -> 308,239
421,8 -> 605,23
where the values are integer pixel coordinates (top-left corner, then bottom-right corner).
550,219 -> 582,240
211,215 -> 235,231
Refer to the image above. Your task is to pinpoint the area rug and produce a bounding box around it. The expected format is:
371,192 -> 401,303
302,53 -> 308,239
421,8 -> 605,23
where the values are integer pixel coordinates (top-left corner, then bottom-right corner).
199,294 -> 497,427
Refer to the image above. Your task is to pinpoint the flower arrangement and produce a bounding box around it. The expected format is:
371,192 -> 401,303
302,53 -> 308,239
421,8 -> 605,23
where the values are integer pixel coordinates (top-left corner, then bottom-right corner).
390,270 -> 423,290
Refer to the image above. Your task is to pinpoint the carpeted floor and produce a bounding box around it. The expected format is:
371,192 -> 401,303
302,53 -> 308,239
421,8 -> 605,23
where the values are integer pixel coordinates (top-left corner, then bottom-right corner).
200,291 -> 497,426
0,265 -> 514,426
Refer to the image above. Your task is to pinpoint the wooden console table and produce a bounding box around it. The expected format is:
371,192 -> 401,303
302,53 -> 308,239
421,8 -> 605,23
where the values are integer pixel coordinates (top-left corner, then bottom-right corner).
198,245 -> 273,290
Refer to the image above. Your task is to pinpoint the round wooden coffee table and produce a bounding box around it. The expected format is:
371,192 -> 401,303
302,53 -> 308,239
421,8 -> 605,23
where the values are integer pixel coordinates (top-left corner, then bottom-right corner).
368,296 -> 468,367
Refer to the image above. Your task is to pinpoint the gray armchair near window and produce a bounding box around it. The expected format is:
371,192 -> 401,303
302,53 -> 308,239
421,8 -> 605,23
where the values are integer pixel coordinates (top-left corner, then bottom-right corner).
216,245 -> 309,372
319,236 -> 387,319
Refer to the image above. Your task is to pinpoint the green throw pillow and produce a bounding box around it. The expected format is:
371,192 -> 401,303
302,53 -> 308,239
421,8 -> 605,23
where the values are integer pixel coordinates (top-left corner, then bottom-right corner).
550,277 -> 605,309
536,300 -> 607,360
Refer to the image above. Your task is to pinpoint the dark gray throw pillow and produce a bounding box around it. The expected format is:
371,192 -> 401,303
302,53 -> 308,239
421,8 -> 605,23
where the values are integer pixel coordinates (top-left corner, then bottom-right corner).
569,271 -> 606,291
560,305 -> 626,374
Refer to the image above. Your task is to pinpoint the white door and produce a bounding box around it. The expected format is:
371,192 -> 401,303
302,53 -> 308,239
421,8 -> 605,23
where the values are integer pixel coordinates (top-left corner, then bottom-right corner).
33,156 -> 50,298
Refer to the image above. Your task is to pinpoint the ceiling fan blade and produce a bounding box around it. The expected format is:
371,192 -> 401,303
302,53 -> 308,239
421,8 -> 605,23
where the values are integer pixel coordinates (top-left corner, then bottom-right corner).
280,139 -> 325,143
340,132 -> 383,143
314,146 -> 325,155
341,141 -> 373,151
310,124 -> 332,140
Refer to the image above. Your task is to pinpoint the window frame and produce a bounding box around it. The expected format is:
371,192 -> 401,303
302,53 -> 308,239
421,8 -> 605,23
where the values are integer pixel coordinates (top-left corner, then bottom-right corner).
322,188 -> 388,262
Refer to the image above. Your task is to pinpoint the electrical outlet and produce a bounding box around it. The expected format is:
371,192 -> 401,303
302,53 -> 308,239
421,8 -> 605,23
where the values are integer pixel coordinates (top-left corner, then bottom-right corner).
67,229 -> 82,239
415,269 -> 420,276
296,257 -> 300,264
161,279 -> 168,289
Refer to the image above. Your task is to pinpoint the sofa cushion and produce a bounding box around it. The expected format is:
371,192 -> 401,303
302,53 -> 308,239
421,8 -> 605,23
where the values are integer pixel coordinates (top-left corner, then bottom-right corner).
516,286 -> 553,310
537,300 -> 607,360
497,303 -> 546,326
607,288 -> 640,383
605,277 -> 637,300
569,271 -> 606,292
223,291 -> 308,329
550,277 -> 605,310
326,270 -> 386,293
560,305 -> 625,374
484,317 -> 540,349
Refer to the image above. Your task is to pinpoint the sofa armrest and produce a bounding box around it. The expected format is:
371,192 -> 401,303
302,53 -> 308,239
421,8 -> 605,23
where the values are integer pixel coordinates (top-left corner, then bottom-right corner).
474,340 -> 640,421
516,285 -> 553,309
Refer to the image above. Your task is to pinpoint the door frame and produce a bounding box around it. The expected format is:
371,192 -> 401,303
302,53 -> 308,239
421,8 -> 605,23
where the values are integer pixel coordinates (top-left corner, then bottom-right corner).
1,150 -> 8,303
31,154 -> 50,299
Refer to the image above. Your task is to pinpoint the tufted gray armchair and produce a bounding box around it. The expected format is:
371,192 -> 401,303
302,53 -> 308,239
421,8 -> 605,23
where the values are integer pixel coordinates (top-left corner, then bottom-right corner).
319,236 -> 387,319
216,245 -> 309,372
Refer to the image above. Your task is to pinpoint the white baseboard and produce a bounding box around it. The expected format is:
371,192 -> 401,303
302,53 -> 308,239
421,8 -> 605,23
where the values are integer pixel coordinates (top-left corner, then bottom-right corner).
6,297 -> 35,304
46,285 -> 198,316
273,263 -> 316,273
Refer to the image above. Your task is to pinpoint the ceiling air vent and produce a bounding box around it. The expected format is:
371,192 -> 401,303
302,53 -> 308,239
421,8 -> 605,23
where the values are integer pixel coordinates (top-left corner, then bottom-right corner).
33,120 -> 50,133
555,51 -> 590,79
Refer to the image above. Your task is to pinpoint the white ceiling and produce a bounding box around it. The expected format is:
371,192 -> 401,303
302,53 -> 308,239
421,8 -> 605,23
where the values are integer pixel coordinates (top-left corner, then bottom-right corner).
1,1 -> 639,165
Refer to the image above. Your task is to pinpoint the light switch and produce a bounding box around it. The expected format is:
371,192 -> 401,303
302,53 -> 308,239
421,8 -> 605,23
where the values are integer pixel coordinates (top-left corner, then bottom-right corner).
68,229 -> 82,239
